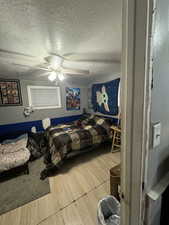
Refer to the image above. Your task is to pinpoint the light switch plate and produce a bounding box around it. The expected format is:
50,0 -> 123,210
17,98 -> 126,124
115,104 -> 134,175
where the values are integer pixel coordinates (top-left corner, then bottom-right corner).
153,122 -> 161,149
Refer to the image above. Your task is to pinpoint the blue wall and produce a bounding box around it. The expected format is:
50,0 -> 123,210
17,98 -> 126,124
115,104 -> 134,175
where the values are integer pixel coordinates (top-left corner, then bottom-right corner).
0,114 -> 82,142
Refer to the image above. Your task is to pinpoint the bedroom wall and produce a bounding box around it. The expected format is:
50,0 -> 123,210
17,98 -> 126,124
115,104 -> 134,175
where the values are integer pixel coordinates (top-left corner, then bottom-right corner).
147,0 -> 169,224
0,78 -> 88,125
0,70 -> 120,137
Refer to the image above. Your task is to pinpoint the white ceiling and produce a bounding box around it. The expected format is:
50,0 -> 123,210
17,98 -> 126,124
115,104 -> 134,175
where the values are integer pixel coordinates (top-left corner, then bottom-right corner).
0,0 -> 122,79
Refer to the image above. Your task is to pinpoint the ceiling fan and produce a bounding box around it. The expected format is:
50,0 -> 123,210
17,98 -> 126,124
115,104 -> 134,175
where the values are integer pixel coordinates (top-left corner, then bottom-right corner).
37,54 -> 90,82
0,49 -> 90,81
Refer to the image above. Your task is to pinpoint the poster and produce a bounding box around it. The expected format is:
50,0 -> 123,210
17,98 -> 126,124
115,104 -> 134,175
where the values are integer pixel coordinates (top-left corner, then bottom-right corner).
66,87 -> 80,110
0,79 -> 22,106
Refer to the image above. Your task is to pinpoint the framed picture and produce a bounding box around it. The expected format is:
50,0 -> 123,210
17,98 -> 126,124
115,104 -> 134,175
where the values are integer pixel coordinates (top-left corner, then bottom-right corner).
66,87 -> 80,110
0,79 -> 22,106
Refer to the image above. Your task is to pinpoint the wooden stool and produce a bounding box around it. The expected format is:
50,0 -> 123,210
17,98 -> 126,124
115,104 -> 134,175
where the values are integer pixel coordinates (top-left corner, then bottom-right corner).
110,164 -> 121,201
110,125 -> 121,152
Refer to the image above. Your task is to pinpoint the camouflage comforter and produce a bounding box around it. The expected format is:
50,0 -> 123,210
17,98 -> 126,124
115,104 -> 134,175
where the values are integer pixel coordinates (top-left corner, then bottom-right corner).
45,115 -> 112,166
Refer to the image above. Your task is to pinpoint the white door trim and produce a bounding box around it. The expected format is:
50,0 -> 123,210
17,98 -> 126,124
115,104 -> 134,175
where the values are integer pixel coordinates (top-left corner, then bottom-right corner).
121,0 -> 153,224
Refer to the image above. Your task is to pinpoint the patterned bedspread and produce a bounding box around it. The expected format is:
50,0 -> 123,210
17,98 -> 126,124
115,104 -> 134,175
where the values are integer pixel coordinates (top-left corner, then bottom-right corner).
45,115 -> 112,165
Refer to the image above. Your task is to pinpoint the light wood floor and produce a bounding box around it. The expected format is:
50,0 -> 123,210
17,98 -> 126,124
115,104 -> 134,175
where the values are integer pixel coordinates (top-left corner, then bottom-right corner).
0,145 -> 120,225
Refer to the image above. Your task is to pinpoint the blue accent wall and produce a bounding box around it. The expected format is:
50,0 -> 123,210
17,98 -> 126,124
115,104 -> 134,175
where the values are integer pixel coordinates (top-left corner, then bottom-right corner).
0,114 -> 82,142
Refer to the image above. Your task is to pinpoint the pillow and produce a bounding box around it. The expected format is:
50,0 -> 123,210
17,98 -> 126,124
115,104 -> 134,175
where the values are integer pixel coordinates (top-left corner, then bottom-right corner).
2,134 -> 28,145
94,117 -> 113,133
73,114 -> 96,127
81,117 -> 96,127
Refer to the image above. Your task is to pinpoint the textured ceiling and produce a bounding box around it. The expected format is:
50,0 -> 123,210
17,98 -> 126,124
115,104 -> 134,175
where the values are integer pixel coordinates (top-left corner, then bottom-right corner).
0,0 -> 122,79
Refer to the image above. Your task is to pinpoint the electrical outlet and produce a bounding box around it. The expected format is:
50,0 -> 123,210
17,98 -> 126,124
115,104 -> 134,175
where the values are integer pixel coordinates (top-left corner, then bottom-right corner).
153,122 -> 161,149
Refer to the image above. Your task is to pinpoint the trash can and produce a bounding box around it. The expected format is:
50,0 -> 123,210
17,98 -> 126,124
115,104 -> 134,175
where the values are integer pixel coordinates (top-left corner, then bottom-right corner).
97,195 -> 120,225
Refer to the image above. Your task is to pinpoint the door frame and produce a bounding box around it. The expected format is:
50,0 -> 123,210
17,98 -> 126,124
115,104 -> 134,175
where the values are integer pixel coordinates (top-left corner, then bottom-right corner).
120,0 -> 154,224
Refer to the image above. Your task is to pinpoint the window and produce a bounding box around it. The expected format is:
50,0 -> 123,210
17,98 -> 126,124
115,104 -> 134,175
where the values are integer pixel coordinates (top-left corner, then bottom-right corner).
27,86 -> 61,109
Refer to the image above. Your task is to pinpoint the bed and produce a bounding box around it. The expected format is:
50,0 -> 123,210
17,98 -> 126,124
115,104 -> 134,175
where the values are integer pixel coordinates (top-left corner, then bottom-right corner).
41,115 -> 113,179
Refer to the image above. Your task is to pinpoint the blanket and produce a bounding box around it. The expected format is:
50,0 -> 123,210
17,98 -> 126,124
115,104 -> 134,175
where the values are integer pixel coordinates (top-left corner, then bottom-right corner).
0,136 -> 30,173
45,116 -> 112,166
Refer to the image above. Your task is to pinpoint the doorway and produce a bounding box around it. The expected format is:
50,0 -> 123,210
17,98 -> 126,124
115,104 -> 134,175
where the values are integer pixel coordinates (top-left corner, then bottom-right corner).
120,0 -> 153,224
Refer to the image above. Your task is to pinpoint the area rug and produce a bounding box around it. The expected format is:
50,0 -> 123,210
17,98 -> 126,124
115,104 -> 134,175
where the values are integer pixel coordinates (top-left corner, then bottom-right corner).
0,158 -> 50,215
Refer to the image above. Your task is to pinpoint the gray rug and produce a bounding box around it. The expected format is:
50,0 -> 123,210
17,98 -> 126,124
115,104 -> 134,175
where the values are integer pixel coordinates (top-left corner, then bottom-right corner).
0,158 -> 50,215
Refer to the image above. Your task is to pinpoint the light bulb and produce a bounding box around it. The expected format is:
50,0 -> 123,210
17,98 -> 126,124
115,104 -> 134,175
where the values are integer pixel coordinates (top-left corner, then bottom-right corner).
58,73 -> 65,81
48,71 -> 57,81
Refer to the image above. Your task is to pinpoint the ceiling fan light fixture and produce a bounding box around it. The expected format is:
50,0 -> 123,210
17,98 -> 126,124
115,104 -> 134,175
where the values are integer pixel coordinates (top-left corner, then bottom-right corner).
46,55 -> 63,69
58,73 -> 65,81
48,71 -> 57,81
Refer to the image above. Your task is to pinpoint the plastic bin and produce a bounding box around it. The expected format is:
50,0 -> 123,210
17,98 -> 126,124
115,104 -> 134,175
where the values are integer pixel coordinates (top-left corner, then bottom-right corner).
97,195 -> 120,225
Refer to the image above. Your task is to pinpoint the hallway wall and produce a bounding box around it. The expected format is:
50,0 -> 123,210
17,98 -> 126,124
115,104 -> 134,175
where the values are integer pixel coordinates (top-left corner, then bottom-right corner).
147,0 -> 169,224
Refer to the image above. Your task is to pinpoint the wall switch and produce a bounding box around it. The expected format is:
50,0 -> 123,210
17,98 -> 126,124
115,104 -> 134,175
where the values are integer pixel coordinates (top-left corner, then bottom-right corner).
153,122 -> 161,148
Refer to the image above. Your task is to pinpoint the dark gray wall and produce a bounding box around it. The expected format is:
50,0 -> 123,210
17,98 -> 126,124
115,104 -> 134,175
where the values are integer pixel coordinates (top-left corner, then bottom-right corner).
0,79 -> 88,125
147,0 -> 169,224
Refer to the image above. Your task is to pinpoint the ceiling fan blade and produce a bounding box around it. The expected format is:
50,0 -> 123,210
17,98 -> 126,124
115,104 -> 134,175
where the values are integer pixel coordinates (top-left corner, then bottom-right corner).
36,67 -> 50,71
12,63 -> 51,72
0,61 -> 34,68
0,49 -> 41,64
12,63 -> 33,68
60,68 -> 90,75
0,49 -> 36,59
37,71 -> 51,77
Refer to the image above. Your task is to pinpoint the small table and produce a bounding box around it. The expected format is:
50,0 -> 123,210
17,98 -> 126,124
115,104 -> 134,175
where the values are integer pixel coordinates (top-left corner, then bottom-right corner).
110,125 -> 121,152
110,164 -> 121,201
